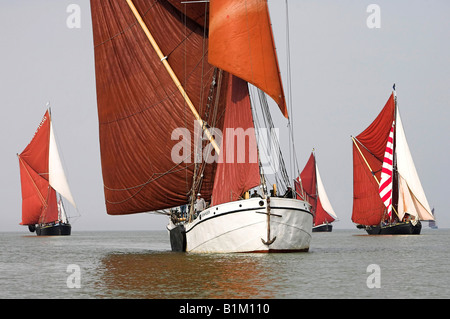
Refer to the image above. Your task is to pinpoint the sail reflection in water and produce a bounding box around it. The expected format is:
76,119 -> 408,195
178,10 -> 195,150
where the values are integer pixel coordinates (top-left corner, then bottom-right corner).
97,252 -> 276,298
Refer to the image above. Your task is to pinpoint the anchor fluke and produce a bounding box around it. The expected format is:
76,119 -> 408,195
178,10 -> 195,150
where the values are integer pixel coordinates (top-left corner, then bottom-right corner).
261,236 -> 277,246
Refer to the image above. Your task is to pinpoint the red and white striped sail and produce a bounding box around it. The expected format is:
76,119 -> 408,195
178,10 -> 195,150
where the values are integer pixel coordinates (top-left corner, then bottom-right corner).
379,122 -> 395,217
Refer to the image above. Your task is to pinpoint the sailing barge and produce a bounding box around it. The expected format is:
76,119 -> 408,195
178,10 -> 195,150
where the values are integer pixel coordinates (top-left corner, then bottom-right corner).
351,86 -> 434,235
298,151 -> 338,232
90,0 -> 313,252
18,109 -> 76,236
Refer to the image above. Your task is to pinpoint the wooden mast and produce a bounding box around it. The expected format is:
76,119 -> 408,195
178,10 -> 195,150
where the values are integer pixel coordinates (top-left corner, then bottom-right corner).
125,0 -> 220,154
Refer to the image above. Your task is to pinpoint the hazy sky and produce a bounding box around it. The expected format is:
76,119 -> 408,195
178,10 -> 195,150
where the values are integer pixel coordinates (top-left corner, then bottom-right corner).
1,0 -> 449,232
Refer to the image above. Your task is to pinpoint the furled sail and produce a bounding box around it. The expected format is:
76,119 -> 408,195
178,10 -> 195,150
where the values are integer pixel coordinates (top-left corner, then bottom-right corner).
351,94 -> 395,226
208,0 -> 288,118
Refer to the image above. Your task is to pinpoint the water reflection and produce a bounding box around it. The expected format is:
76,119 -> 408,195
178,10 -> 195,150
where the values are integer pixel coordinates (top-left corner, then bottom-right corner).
97,252 -> 278,298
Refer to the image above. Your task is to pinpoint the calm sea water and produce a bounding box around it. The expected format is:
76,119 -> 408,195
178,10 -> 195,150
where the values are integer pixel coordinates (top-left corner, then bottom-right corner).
1,229 -> 449,299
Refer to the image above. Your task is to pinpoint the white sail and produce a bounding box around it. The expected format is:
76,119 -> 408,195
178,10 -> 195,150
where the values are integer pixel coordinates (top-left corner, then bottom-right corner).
58,199 -> 69,224
397,175 -> 424,224
395,109 -> 433,220
315,164 -> 338,220
49,120 -> 76,208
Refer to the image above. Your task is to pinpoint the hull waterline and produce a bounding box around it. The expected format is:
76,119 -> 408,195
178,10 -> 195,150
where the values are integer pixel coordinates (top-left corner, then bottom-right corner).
312,223 -> 333,232
363,220 -> 421,235
30,223 -> 72,236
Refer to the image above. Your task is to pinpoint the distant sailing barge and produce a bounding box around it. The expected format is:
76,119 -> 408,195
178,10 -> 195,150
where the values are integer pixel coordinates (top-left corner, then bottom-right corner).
351,86 -> 434,235
298,151 -> 338,232
18,108 -> 76,236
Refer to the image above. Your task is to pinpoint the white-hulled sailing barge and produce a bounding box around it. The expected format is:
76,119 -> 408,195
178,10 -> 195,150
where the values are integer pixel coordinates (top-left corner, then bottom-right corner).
90,0 -> 313,252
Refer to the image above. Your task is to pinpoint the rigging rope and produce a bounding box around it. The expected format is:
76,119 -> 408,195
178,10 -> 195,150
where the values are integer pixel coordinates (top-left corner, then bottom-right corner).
284,0 -> 300,181
250,87 -> 291,194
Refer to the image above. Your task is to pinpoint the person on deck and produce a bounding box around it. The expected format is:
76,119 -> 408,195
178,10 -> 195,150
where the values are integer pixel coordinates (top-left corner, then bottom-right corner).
251,190 -> 262,198
180,204 -> 187,219
194,193 -> 206,214
283,187 -> 294,198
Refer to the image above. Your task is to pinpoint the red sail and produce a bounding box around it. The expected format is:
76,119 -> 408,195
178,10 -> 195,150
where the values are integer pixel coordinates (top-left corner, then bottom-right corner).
208,0 -> 288,118
91,1 -> 227,214
352,93 -> 395,225
299,152 -> 335,226
18,111 -> 51,225
18,158 -> 48,225
41,188 -> 59,224
299,153 -> 317,212
212,76 -> 260,206
314,198 -> 335,226
19,111 -> 50,177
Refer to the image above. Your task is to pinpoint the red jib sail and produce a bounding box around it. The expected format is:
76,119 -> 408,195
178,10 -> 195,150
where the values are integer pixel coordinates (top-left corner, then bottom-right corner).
352,93 -> 395,226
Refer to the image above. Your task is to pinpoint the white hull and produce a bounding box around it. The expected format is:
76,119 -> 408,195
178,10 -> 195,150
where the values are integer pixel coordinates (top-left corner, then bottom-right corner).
168,197 -> 313,253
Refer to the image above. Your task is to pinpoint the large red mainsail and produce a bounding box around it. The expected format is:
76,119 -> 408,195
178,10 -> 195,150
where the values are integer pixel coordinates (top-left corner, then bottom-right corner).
91,1 -> 227,214
91,1 -> 266,215
351,93 -> 395,226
